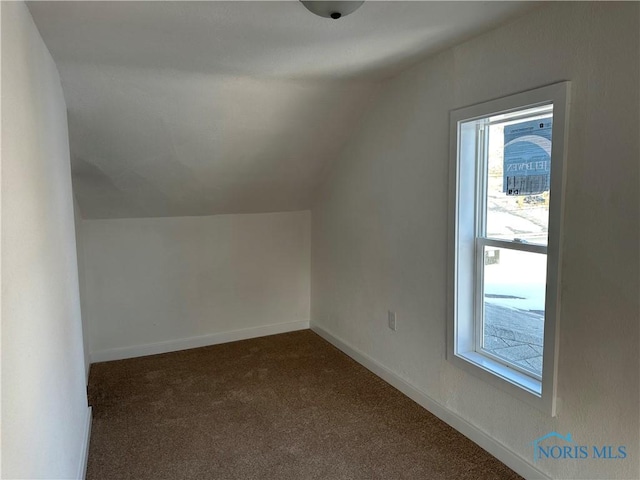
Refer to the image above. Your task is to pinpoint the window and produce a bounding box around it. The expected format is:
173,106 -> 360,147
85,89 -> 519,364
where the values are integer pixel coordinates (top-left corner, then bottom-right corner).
447,83 -> 570,415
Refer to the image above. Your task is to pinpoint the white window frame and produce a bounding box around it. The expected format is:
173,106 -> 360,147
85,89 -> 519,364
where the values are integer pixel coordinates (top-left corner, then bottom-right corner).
447,82 -> 570,416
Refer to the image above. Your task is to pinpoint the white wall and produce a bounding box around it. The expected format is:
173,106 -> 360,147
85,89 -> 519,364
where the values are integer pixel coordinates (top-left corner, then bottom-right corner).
80,211 -> 310,361
73,195 -> 91,382
311,3 -> 639,479
1,2 -> 90,478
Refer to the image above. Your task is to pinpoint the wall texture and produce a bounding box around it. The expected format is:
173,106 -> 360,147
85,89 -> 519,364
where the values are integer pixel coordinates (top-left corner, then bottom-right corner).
1,2 -> 90,478
311,3 -> 639,479
80,211 -> 310,361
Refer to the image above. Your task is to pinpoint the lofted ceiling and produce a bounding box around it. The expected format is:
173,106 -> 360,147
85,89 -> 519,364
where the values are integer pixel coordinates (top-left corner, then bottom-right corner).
28,1 -> 536,219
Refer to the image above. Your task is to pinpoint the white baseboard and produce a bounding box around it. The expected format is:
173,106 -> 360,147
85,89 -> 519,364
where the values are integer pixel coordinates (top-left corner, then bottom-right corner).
90,320 -> 310,363
77,406 -> 92,480
311,325 -> 550,480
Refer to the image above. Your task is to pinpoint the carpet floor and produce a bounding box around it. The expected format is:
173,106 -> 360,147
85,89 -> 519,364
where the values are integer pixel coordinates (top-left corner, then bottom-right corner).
87,330 -> 523,479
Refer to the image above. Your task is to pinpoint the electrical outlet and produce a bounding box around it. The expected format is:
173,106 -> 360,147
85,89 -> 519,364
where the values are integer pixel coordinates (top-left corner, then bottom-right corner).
388,311 -> 397,331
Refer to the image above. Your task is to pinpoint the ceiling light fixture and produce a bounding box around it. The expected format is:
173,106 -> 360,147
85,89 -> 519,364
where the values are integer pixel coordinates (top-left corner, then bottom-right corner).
300,1 -> 364,20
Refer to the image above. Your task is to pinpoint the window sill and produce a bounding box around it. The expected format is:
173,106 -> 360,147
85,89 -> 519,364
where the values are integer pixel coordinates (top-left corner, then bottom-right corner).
456,351 -> 541,396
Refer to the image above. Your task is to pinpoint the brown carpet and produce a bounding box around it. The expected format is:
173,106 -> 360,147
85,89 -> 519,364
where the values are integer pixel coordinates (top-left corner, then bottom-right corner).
87,330 -> 523,480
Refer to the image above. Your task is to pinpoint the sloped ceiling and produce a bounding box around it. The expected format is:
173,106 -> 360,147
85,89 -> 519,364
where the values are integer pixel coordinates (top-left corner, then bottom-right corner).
28,1 -> 535,219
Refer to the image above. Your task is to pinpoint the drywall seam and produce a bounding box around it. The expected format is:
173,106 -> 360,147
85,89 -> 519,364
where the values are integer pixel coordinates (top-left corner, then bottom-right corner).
77,407 -> 92,480
90,320 -> 310,363
311,325 -> 550,480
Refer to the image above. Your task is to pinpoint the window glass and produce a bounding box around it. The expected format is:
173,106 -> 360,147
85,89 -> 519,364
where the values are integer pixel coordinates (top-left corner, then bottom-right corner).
481,246 -> 547,378
485,108 -> 553,245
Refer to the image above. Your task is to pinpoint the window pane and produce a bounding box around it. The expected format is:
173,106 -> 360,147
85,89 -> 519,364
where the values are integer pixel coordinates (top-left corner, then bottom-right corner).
481,247 -> 546,377
485,108 -> 552,245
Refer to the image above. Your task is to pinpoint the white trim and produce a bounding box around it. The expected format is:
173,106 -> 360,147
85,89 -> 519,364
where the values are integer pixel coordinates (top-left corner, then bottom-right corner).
77,406 -> 92,480
447,82 -> 571,417
312,325 -> 550,480
90,320 -> 310,363
480,238 -> 547,255
458,351 -> 541,394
